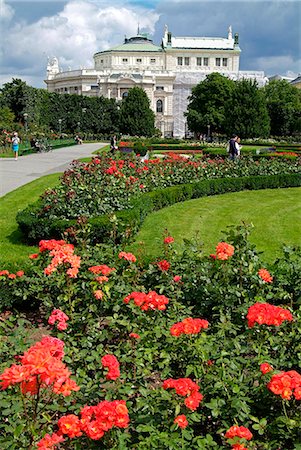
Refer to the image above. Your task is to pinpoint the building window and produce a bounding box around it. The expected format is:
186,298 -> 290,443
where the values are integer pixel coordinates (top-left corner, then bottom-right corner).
122,92 -> 128,99
223,58 -> 228,67
215,58 -> 221,66
156,99 -> 163,113
150,58 -> 156,64
64,87 -> 68,92
184,57 -> 190,66
74,86 -> 78,90
196,57 -> 202,66
156,86 -> 164,91
136,58 -> 142,63
100,59 -> 103,64
177,57 -> 183,66
122,58 -> 128,63
203,57 -> 209,66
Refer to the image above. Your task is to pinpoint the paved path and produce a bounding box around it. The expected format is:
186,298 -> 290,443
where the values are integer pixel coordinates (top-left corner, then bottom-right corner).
0,142 -> 107,197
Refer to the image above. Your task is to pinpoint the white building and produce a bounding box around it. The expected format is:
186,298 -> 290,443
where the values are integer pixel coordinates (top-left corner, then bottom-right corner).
45,26 -> 267,137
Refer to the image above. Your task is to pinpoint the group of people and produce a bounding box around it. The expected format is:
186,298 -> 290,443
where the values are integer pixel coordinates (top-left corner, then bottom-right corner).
227,135 -> 242,160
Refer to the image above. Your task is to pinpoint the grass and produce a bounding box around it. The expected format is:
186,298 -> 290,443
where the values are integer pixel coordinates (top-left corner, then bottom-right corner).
0,174 -> 61,270
128,187 -> 301,264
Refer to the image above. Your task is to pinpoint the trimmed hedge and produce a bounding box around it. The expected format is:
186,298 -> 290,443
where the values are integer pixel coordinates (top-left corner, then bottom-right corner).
17,173 -> 301,246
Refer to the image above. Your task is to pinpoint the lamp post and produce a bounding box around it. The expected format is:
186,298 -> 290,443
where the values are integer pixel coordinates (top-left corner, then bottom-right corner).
77,121 -> 81,133
207,124 -> 211,142
23,113 -> 28,132
23,113 -> 29,148
58,119 -> 62,135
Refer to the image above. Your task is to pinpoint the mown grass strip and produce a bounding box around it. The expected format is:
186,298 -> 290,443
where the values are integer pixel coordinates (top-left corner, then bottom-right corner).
0,174 -> 61,270
128,187 -> 301,264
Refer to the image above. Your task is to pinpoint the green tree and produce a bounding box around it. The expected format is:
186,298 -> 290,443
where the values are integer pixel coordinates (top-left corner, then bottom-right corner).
186,73 -> 236,135
0,106 -> 15,130
264,80 -> 301,136
224,79 -> 270,138
119,87 -> 155,137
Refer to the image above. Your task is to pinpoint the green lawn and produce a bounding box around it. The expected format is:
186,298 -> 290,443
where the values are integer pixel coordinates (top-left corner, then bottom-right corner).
0,174 -> 61,270
128,188 -> 301,263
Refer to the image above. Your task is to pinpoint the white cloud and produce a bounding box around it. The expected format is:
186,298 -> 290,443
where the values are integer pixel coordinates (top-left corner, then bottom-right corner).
0,0 -> 14,22
254,55 -> 301,77
1,0 -> 160,86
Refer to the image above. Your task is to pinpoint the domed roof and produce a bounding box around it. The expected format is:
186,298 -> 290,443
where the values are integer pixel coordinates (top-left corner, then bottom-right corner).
95,34 -> 162,55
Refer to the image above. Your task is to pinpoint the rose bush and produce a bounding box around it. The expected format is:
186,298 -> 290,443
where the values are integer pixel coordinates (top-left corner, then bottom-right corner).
34,154 -> 300,220
0,225 -> 301,449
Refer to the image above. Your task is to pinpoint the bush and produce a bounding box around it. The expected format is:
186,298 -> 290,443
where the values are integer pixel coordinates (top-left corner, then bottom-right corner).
0,227 -> 301,449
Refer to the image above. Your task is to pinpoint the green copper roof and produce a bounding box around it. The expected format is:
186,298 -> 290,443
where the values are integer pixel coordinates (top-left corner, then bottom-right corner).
95,35 -> 162,55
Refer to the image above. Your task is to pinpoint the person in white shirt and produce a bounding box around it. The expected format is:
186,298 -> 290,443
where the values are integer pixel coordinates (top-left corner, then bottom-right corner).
11,132 -> 20,160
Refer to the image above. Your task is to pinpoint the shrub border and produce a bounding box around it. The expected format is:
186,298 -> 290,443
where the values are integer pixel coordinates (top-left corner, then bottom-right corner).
17,173 -> 301,245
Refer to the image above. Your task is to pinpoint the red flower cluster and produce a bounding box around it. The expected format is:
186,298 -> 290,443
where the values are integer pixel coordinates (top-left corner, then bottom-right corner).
225,425 -> 253,442
247,302 -> 293,328
58,414 -> 82,438
174,414 -> 188,429
260,362 -> 273,374
173,275 -> 182,283
0,336 -> 80,397
164,236 -> 174,244
231,444 -> 248,450
88,264 -> 115,275
101,354 -> 120,380
129,332 -> 140,339
215,242 -> 235,260
37,432 -> 65,449
29,253 -> 39,259
80,400 -> 130,439
124,290 -> 169,311
170,317 -> 209,336
163,378 -> 203,411
39,239 -> 67,252
40,240 -> 81,278
40,400 -> 130,446
0,270 -> 24,279
267,370 -> 301,400
48,309 -> 69,331
118,251 -> 137,263
258,268 -> 273,283
94,290 -> 104,300
157,259 -> 171,271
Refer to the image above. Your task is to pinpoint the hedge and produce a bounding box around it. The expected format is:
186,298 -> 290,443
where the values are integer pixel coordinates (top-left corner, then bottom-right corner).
17,173 -> 301,245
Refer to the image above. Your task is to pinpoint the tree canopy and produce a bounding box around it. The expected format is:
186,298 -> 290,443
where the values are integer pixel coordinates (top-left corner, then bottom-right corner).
264,80 -> 301,136
186,73 -> 236,135
224,79 -> 270,138
119,87 -> 155,137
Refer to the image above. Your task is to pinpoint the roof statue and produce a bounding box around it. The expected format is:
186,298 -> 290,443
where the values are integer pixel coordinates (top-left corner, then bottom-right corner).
228,25 -> 232,40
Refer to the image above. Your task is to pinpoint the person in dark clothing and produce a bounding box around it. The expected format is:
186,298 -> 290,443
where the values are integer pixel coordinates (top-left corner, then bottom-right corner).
110,135 -> 117,151
228,135 -> 238,160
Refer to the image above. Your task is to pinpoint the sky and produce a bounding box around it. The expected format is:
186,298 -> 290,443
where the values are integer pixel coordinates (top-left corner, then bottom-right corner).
0,0 -> 300,89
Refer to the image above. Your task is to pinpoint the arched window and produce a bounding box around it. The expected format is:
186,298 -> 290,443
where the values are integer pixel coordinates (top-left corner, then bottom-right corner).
156,99 -> 163,113
122,92 -> 128,99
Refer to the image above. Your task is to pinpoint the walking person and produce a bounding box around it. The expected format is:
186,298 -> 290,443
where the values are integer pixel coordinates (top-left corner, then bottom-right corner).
11,132 -> 20,160
227,134 -> 238,161
110,135 -> 117,152
235,136 -> 242,157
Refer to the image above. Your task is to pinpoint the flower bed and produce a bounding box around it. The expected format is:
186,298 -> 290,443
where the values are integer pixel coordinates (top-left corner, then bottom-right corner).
16,153 -> 301,244
0,226 -> 300,449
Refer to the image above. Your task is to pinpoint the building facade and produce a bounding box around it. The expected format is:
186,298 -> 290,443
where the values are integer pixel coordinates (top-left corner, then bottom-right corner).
45,26 -> 267,137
